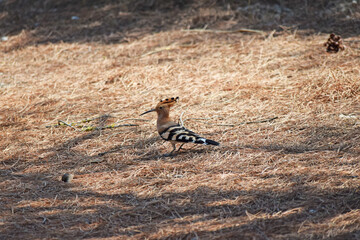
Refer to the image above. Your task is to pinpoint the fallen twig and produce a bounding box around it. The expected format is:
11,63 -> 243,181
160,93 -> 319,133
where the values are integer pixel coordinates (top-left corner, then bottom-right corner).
182,28 -> 265,35
208,116 -> 278,126
179,107 -> 190,127
242,116 -> 279,125
183,116 -> 278,127
211,116 -> 278,126
179,111 -> 185,127
57,120 -> 78,131
141,44 -> 197,57
116,118 -> 149,123
46,117 -> 144,131
141,45 -> 177,57
141,29 -> 264,57
82,124 -> 139,131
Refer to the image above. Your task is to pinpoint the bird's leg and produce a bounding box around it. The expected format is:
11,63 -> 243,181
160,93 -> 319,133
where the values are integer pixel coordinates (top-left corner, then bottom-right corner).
163,142 -> 176,157
176,143 -> 185,152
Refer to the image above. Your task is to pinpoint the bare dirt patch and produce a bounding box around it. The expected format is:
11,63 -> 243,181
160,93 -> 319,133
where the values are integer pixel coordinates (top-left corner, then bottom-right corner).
1,1 -> 360,239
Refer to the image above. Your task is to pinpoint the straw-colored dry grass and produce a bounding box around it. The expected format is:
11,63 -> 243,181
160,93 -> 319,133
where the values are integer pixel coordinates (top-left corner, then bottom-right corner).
1,1 -> 360,239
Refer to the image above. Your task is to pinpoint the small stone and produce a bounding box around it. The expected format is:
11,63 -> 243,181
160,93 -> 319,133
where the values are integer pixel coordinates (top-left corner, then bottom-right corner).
309,209 -> 317,214
62,173 -> 74,183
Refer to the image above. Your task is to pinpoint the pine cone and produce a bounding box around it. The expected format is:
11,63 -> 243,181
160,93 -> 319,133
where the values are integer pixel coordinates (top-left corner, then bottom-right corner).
325,33 -> 345,53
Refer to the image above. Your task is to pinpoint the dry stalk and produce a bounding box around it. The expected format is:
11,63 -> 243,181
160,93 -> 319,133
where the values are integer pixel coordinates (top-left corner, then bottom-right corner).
182,28 -> 265,35
184,117 -> 278,127
46,118 -> 144,131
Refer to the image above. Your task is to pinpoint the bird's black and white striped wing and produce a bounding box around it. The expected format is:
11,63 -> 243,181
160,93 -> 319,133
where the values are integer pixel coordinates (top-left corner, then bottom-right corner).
159,125 -> 219,146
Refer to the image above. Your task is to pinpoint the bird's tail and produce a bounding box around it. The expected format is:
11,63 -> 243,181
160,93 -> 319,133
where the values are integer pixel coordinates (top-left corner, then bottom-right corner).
195,138 -> 220,146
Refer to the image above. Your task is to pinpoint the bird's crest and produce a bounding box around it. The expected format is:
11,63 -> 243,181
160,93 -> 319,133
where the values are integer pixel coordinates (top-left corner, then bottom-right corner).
156,97 -> 179,108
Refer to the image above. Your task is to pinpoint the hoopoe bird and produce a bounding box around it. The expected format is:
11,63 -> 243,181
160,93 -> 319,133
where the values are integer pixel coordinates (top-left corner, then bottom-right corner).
140,97 -> 220,156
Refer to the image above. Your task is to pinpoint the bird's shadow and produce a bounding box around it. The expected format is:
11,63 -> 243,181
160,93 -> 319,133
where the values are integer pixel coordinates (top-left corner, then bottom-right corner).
132,145 -> 217,161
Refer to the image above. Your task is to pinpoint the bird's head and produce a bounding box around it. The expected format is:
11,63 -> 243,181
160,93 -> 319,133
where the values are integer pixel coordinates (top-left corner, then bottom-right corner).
140,97 -> 179,117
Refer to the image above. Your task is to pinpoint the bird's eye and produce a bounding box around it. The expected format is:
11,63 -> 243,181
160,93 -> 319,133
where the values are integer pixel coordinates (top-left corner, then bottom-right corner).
159,106 -> 163,109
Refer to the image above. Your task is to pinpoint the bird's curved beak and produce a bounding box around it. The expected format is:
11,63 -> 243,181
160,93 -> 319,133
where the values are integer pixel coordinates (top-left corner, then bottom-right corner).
140,109 -> 155,116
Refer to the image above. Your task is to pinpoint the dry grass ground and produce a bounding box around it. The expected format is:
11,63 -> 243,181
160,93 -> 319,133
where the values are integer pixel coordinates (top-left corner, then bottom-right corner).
1,1 -> 360,239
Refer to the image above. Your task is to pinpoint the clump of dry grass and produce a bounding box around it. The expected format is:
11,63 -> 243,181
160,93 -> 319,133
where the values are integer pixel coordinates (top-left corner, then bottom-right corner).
299,69 -> 360,103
